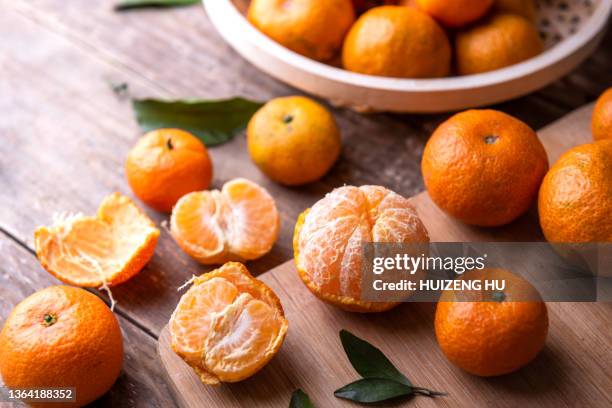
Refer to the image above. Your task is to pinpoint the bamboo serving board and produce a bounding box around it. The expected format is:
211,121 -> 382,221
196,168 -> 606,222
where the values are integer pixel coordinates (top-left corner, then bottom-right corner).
158,104 -> 612,407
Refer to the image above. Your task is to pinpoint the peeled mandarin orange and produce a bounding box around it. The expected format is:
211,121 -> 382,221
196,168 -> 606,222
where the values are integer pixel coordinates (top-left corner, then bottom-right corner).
294,185 -> 429,312
417,0 -> 493,27
248,0 -> 355,61
435,268 -> 548,376
169,262 -> 288,384
170,178 -> 280,264
342,6 -> 451,78
34,193 -> 159,287
0,286 -> 123,407
125,128 -> 213,213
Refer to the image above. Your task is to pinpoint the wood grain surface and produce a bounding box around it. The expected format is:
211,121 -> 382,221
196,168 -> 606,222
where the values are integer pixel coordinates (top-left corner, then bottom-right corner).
1,0 -> 611,406
158,104 -> 612,407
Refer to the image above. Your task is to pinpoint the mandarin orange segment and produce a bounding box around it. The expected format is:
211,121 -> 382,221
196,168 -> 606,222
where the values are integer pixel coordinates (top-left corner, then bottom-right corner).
294,185 -> 429,312
169,262 -> 288,385
170,178 -> 280,265
34,193 -> 159,287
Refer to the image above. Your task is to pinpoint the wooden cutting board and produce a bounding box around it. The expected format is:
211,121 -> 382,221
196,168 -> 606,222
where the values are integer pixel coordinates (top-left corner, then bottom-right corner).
158,104 -> 612,407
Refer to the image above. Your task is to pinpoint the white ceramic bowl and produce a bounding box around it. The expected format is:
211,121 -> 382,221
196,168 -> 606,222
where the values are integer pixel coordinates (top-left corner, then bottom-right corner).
204,0 -> 611,113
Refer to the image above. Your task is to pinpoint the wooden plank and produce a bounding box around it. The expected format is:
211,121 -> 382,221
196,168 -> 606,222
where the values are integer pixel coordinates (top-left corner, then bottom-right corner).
159,265 -> 611,408
0,232 -> 177,408
158,103 -> 612,407
1,0 -> 611,338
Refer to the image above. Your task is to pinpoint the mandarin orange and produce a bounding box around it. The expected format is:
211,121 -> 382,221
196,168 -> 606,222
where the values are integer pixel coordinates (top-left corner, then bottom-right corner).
417,0 -> 493,27
342,6 -> 450,78
294,185 -> 429,312
248,0 -> 355,61
125,128 -> 213,213
0,286 -> 123,407
422,109 -> 548,227
592,87 -> 612,141
170,178 -> 279,264
455,13 -> 543,75
538,140 -> 612,243
435,268 -> 548,376
247,96 -> 341,186
169,262 -> 287,384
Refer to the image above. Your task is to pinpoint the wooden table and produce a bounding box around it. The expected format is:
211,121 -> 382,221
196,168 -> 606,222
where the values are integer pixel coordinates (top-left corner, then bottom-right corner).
0,2 -> 611,407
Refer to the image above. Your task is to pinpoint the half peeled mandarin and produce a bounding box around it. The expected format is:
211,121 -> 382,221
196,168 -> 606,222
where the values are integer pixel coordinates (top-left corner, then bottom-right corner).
169,262 -> 288,384
170,178 -> 280,264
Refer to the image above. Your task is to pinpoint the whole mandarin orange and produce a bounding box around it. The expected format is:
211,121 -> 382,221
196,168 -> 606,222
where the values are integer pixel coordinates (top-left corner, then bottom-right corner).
435,268 -> 548,376
422,109 -> 548,227
248,0 -> 355,61
592,87 -> 612,141
342,6 -> 451,78
494,0 -> 537,21
247,96 -> 341,186
456,13 -> 543,75
0,286 -> 123,407
125,128 -> 213,213
538,140 -> 612,243
416,0 -> 493,27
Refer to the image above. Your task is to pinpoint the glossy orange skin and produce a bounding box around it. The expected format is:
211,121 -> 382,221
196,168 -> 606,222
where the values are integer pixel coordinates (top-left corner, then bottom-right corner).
417,0 -> 493,27
248,0 -> 355,61
422,109 -> 548,227
435,268 -> 548,377
455,13 -> 543,75
592,87 -> 612,141
125,128 -> 213,213
538,140 -> 612,243
0,286 -> 123,407
342,6 -> 450,78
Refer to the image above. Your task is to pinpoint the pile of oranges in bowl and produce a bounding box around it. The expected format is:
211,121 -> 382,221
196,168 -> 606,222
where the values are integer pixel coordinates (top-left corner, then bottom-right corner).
247,0 -> 543,78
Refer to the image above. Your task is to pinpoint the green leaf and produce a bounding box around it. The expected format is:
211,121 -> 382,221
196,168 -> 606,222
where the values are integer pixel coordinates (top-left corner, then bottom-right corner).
289,389 -> 314,408
115,0 -> 199,11
334,378 -> 413,403
339,329 -> 410,385
131,97 -> 263,147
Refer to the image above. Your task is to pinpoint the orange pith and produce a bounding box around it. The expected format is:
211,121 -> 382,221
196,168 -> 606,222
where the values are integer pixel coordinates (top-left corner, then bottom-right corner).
169,262 -> 288,384
0,286 -> 123,407
34,193 -> 159,287
293,185 -> 429,312
170,178 -> 280,264
435,268 -> 548,377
